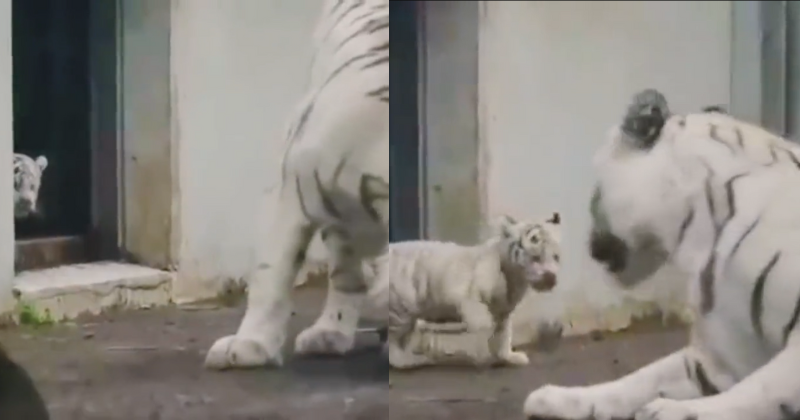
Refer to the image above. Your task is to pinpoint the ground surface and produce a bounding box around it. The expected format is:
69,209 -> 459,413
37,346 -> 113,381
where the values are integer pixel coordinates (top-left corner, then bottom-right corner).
0,288 -> 686,420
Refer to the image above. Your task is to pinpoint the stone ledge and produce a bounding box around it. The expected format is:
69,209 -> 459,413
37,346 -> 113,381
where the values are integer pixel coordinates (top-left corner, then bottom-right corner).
13,262 -> 174,321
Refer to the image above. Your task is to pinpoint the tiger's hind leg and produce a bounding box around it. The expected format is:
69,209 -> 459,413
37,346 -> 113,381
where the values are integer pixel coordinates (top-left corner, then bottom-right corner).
205,188 -> 316,369
295,226 -> 366,356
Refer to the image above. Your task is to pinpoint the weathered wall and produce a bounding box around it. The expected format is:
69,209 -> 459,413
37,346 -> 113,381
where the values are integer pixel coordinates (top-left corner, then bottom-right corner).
168,0 -> 327,302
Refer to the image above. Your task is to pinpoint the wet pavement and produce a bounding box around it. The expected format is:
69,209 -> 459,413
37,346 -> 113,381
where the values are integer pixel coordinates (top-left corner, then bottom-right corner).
0,288 -> 686,419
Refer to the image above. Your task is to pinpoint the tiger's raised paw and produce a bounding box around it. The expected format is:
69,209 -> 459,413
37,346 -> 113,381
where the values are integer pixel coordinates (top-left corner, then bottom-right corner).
523,385 -> 634,420
294,326 -> 355,356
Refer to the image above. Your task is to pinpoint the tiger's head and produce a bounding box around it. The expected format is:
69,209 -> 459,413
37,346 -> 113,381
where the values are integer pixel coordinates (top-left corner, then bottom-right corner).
492,212 -> 561,292
14,154 -> 48,219
587,90 -> 766,287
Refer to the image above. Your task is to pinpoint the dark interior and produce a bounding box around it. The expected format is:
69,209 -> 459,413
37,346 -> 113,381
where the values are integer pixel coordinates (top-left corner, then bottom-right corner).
389,0 -> 421,242
12,0 -> 92,240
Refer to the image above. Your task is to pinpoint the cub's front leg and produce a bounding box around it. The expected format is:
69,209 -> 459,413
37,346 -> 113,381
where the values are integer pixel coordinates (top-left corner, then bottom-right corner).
489,318 -> 529,366
457,300 -> 496,365
524,348 -> 706,420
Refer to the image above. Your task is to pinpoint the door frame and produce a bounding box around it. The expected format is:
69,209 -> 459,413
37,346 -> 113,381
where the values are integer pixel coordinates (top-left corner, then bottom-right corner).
13,0 -> 121,271
389,1 -> 423,242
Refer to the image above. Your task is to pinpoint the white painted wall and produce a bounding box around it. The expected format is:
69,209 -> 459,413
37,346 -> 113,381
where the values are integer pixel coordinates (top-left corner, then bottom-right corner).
0,0 -> 13,313
476,1 -> 733,342
169,0 -> 327,302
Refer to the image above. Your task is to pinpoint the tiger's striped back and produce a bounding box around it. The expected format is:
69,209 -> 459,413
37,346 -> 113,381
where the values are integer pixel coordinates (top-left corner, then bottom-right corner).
310,0 -> 388,100
660,108 -> 800,171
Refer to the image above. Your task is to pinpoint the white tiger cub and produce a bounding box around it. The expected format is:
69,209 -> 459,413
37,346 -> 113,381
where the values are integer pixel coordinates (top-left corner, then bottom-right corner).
13,153 -> 48,219
368,213 -> 561,370
524,90 -> 800,420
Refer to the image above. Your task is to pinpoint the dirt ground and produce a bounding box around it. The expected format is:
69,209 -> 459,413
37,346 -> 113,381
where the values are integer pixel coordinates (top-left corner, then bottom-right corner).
0,288 -> 687,420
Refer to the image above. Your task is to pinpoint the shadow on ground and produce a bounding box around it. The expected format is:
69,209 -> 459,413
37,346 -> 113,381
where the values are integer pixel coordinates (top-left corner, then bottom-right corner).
0,288 -> 686,420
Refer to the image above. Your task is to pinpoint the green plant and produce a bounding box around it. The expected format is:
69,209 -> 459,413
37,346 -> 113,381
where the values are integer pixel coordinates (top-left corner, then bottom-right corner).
16,302 -> 54,327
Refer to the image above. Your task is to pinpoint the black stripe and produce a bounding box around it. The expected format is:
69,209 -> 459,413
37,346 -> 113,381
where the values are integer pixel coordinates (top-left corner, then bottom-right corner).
683,355 -> 692,379
751,251 -> 782,338
332,157 -> 347,184
782,288 -> 800,345
674,208 -> 695,253
704,178 -> 716,219
319,44 -> 387,94
367,85 -> 388,100
314,170 -> 342,218
694,361 -> 720,396
782,148 -> 800,170
296,176 -> 312,221
700,172 -> 749,314
727,218 -> 759,261
281,102 -> 316,181
779,403 -> 798,419
324,0 -> 364,45
699,252 -> 717,314
708,124 -> 735,154
734,127 -> 744,149
328,0 -> 344,16
362,55 -> 388,70
699,178 -> 719,314
359,174 -> 388,222
334,14 -> 388,54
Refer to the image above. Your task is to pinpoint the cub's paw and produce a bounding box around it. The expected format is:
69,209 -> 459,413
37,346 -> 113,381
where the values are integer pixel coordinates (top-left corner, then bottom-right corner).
204,335 -> 282,370
523,385 -> 632,420
294,326 -> 355,356
499,350 -> 530,367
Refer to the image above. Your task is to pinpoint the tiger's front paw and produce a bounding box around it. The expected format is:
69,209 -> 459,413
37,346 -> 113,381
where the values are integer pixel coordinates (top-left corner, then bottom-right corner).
523,385 -> 635,420
635,399 -> 726,420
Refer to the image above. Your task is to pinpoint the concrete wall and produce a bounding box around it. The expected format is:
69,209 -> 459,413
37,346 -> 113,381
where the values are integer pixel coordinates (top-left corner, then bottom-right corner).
475,1 -> 732,341
167,0 -> 326,302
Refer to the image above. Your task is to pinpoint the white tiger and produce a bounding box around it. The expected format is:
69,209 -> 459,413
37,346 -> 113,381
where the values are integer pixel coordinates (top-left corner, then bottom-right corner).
523,90 -> 800,420
364,213 -> 562,370
204,0 -> 388,369
14,153 -> 48,219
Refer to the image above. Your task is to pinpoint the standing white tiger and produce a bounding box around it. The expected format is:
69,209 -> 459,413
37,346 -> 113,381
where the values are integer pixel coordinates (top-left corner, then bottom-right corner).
205,0 -> 388,369
374,213 -> 561,370
14,153 -> 48,219
524,90 -> 800,420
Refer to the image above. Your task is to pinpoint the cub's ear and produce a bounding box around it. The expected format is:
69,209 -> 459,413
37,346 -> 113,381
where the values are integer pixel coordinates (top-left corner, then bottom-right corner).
622,89 -> 670,150
546,212 -> 560,225
491,214 -> 517,238
35,155 -> 48,171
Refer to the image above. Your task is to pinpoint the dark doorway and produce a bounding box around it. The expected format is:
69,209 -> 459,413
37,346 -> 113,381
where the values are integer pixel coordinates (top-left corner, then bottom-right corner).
389,1 -> 421,242
13,0 -> 93,270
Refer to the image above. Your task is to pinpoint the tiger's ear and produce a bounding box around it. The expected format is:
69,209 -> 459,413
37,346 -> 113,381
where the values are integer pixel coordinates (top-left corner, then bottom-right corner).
546,212 -> 560,225
491,214 -> 517,238
622,89 -> 670,150
35,155 -> 48,171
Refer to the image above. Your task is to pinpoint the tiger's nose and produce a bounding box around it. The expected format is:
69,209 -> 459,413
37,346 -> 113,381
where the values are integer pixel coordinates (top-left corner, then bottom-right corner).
532,271 -> 557,292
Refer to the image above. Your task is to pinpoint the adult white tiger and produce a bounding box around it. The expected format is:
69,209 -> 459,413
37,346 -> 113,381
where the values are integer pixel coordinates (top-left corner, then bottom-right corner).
523,90 -> 800,420
205,0 -> 388,369
14,153 -> 48,219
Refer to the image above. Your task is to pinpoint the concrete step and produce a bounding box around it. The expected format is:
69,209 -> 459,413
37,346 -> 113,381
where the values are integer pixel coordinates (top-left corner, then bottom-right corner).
12,262 -> 173,322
